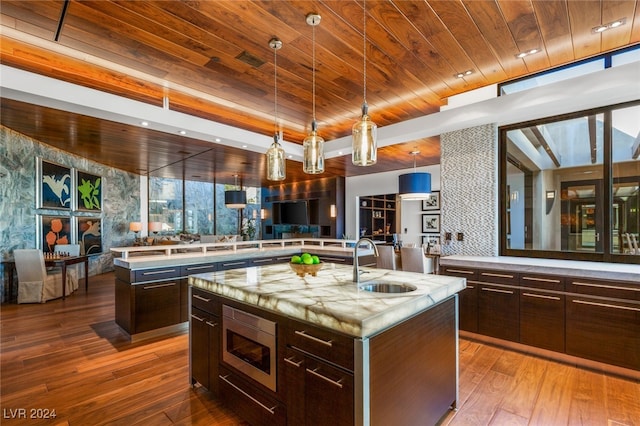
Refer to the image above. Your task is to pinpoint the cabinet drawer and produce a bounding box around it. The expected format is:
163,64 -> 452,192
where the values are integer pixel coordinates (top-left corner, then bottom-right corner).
478,269 -> 518,285
191,287 -> 218,315
219,366 -> 286,426
286,319 -> 354,371
181,263 -> 217,275
441,266 -> 477,280
251,257 -> 275,266
134,266 -> 181,283
218,260 -> 251,270
478,283 -> 519,342
520,273 -> 564,292
134,280 -> 181,334
520,290 -> 565,352
566,277 -> 640,301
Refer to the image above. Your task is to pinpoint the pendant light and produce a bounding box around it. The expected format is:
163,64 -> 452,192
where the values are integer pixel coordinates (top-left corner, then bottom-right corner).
352,0 -> 377,166
266,37 -> 286,181
399,150 -> 431,200
225,174 -> 247,208
303,13 -> 325,174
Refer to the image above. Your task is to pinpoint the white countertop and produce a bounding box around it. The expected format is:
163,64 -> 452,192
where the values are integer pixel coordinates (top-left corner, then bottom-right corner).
440,255 -> 640,282
189,263 -> 466,338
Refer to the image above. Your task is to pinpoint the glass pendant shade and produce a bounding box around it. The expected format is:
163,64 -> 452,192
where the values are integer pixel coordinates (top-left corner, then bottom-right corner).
352,102 -> 377,166
266,135 -> 286,181
303,120 -> 325,174
398,172 -> 431,200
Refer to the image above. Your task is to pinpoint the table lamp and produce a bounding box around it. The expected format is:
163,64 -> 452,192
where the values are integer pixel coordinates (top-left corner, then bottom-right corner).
129,222 -> 142,237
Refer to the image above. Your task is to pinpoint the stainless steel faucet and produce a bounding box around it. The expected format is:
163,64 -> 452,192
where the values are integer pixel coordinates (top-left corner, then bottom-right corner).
353,237 -> 379,283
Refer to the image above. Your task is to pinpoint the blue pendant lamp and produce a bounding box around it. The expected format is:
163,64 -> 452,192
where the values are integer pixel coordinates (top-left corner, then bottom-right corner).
399,150 -> 431,200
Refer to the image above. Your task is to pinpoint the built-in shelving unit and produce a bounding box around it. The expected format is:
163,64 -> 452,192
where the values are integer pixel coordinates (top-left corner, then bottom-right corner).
358,194 -> 397,243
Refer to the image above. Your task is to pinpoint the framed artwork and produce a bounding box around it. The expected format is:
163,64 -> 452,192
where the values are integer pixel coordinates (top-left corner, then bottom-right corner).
421,191 -> 440,211
38,215 -> 73,253
422,234 -> 441,245
422,214 -> 440,233
76,170 -> 102,212
77,216 -> 102,255
37,158 -> 73,209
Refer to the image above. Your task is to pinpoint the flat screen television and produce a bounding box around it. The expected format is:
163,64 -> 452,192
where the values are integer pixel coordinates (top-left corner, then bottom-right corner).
275,201 -> 309,225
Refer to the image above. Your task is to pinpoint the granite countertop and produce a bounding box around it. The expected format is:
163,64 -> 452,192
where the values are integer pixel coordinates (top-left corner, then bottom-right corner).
440,255 -> 640,282
189,263 -> 466,339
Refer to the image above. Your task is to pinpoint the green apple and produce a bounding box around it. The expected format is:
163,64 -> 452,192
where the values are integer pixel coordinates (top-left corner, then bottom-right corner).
291,255 -> 302,264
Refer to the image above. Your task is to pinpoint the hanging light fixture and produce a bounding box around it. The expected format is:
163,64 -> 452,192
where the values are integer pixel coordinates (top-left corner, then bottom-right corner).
303,13 -> 325,174
225,174 -> 247,208
352,0 -> 377,166
399,150 -> 431,200
266,37 -> 286,181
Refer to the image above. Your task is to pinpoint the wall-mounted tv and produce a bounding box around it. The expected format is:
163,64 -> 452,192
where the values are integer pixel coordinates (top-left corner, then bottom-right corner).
273,201 -> 309,225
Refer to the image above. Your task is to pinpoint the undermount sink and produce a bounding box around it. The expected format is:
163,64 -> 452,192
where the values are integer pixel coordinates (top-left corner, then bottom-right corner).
358,282 -> 417,293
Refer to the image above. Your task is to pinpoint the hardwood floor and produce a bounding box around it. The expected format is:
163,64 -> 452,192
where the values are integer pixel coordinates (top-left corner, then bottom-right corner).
1,272 -> 638,425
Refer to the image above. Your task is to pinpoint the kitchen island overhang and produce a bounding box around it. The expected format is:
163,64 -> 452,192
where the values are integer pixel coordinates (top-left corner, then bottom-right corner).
189,263 -> 466,426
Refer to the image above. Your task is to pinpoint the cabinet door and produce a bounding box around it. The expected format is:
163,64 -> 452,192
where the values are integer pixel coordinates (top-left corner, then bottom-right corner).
282,347 -> 306,426
478,283 -> 519,342
134,280 -> 181,333
190,307 -> 210,389
303,355 -> 354,426
441,266 -> 478,333
520,290 -> 565,352
566,295 -> 640,370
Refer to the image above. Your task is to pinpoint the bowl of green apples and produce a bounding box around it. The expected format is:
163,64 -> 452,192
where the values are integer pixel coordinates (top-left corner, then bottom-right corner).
289,253 -> 323,277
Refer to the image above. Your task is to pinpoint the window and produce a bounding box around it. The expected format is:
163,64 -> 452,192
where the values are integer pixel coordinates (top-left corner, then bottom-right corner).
501,101 -> 640,263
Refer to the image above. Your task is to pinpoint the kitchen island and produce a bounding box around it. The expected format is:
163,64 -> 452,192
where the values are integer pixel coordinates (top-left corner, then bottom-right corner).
189,262 -> 466,426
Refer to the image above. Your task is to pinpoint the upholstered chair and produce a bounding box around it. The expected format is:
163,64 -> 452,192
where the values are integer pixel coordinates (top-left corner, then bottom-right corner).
14,249 -> 65,303
400,247 -> 434,274
375,245 -> 397,270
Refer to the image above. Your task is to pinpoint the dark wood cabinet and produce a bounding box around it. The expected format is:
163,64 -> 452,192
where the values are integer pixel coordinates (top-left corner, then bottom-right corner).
477,270 -> 519,342
190,307 -> 220,393
566,277 -> 640,370
519,273 -> 565,353
440,266 -> 478,332
134,280 -> 181,334
283,346 -> 354,426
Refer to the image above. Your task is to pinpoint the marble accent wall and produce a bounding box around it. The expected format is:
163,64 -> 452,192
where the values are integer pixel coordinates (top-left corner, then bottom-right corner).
440,124 -> 499,256
0,125 -> 141,302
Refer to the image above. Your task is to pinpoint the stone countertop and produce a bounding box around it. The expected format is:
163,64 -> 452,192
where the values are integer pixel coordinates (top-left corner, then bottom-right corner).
440,255 -> 640,282
189,263 -> 466,339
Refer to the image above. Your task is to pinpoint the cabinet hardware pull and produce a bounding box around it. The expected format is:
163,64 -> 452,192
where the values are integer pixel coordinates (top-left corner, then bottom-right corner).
523,292 -> 560,301
143,283 -> 176,290
205,321 -> 218,327
142,269 -> 176,275
253,259 -> 272,263
522,276 -> 560,283
445,269 -> 474,275
185,265 -> 214,270
572,299 -> 640,312
481,272 -> 513,279
223,262 -> 246,267
572,282 -> 640,292
284,357 -> 303,367
481,287 -> 513,294
466,285 -> 475,289
219,375 -> 277,414
294,330 -> 333,347
306,368 -> 344,388
190,314 -> 205,322
193,294 -> 211,302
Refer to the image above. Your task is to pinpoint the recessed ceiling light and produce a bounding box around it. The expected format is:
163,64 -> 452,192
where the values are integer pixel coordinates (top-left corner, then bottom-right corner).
179,130 -> 187,135
140,121 -> 148,126
215,138 -> 221,142
455,69 -> 474,78
338,151 -> 343,155
592,18 -> 626,33
287,155 -> 293,159
242,144 -> 247,148
515,48 -> 541,59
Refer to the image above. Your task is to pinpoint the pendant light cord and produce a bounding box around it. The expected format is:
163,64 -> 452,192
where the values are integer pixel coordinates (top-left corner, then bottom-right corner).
363,0 -> 367,104
274,43 -> 278,137
312,20 -> 316,122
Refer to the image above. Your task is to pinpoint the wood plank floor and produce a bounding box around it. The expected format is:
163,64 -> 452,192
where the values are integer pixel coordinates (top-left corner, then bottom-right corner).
1,272 -> 638,425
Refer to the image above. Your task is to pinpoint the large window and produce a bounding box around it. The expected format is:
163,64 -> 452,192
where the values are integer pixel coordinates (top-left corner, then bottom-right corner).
501,102 -> 639,263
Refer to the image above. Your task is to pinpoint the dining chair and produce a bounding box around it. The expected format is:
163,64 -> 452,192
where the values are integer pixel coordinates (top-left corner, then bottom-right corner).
631,234 -> 639,255
375,245 -> 397,270
400,247 -> 434,274
14,249 -> 65,303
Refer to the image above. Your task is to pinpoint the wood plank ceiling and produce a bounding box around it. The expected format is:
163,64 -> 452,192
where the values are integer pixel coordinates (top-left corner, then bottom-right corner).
1,0 -> 638,187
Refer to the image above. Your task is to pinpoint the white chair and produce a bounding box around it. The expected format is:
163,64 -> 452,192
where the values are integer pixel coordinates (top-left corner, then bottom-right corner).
404,242 -> 417,248
400,247 -> 434,274
14,249 -> 68,303
376,245 -> 397,270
